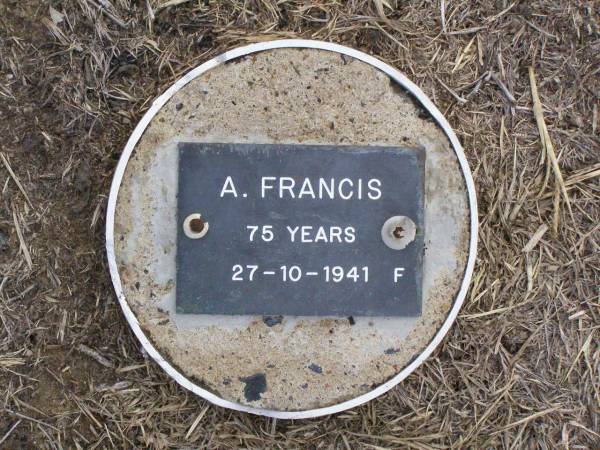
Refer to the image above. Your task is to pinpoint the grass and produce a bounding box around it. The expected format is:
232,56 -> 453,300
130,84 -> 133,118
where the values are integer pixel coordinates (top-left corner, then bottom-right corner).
0,0 -> 598,448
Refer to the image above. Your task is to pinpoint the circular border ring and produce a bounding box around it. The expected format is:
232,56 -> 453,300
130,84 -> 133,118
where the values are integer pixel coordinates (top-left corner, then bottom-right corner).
105,39 -> 478,419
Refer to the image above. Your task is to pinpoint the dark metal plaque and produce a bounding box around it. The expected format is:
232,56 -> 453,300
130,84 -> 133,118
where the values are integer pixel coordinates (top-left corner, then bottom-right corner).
176,143 -> 424,317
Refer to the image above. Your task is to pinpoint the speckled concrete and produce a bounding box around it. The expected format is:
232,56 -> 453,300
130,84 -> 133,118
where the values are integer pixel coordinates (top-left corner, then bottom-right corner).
114,48 -> 470,411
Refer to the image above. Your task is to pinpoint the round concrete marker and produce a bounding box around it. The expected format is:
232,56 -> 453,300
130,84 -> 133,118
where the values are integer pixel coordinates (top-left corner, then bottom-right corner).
106,40 -> 477,418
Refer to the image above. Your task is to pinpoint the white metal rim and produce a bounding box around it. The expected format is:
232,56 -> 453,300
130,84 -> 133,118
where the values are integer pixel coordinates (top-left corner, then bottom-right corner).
105,39 -> 479,419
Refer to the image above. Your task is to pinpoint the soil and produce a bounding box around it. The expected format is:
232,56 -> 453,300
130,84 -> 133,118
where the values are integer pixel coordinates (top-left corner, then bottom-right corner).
0,0 -> 598,448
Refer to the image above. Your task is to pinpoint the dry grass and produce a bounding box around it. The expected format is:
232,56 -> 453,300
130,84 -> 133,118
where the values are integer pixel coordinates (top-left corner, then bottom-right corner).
0,0 -> 598,448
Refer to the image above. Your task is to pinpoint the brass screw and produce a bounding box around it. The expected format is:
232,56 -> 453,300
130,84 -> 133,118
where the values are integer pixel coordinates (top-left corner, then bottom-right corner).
183,213 -> 209,239
381,216 -> 416,250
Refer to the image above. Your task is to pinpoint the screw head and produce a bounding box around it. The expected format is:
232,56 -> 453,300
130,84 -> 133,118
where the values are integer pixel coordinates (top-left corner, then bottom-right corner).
183,213 -> 209,239
381,216 -> 416,250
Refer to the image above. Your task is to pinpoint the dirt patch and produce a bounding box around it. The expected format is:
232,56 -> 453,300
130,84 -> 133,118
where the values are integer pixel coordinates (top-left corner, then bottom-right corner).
0,0 -> 598,448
